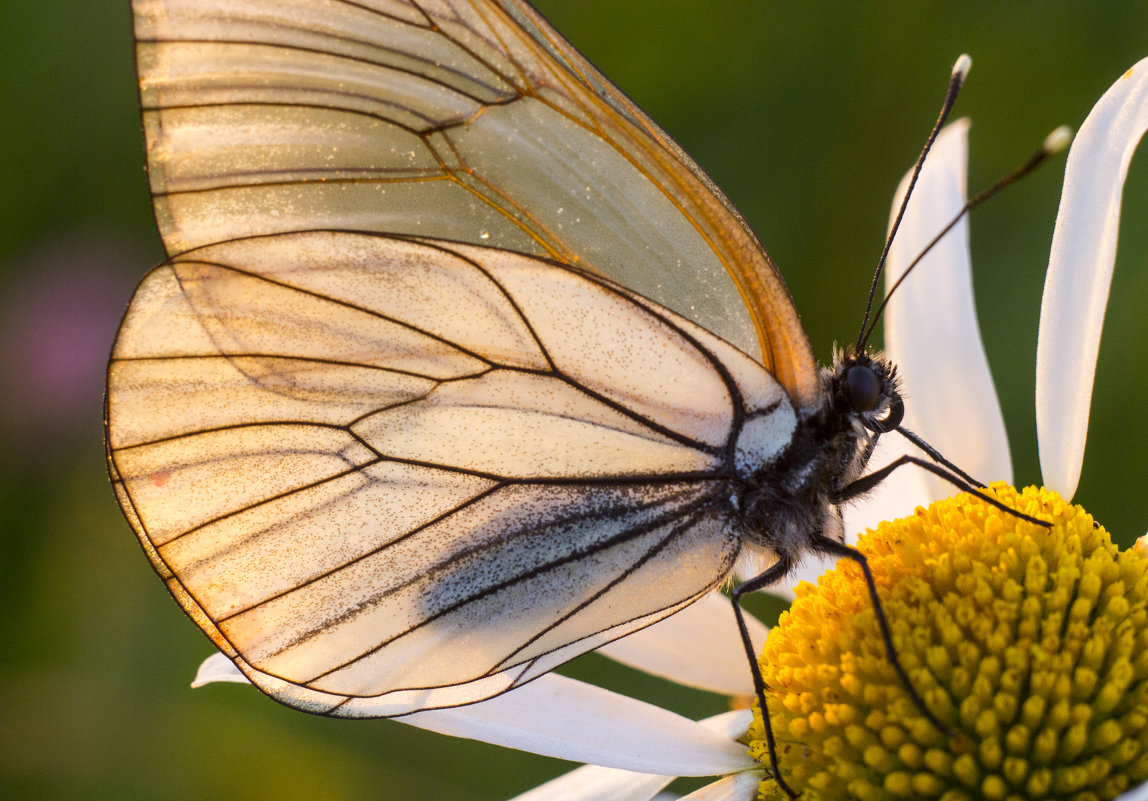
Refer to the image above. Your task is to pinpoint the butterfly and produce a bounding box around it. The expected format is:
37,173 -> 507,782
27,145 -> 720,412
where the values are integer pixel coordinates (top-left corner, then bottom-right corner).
106,1 -> 987,794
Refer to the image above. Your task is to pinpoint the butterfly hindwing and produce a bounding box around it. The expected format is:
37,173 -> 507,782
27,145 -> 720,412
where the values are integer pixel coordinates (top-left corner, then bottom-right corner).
106,230 -> 798,714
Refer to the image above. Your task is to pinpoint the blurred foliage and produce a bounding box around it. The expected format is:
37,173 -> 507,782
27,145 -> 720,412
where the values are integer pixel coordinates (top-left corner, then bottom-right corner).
1,1 -> 1145,799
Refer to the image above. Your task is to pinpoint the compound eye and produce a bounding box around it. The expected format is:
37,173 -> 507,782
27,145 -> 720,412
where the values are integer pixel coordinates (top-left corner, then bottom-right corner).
846,364 -> 882,412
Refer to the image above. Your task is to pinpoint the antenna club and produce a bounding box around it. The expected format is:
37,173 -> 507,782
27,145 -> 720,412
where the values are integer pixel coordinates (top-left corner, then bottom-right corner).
952,54 -> 972,81
1043,125 -> 1074,154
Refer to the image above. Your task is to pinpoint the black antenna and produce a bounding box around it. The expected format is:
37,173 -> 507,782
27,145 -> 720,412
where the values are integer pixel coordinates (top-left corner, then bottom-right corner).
859,125 -> 1074,347
855,55 -> 971,351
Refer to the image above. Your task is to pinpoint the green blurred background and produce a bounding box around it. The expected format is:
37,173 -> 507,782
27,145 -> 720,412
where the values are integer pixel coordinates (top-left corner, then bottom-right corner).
2,1 -> 1146,799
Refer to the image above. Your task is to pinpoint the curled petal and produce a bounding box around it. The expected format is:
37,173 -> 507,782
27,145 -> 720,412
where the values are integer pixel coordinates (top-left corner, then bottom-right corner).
1037,57 -> 1148,498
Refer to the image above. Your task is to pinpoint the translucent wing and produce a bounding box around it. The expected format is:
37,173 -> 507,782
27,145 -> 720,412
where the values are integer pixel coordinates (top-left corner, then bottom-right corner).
106,231 -> 797,715
132,0 -> 818,403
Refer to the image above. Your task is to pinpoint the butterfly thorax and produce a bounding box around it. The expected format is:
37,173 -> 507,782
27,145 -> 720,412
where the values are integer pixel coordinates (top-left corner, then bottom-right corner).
735,349 -> 902,567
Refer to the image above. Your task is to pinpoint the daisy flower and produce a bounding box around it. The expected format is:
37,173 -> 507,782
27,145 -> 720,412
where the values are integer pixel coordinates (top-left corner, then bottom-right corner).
195,57 -> 1148,801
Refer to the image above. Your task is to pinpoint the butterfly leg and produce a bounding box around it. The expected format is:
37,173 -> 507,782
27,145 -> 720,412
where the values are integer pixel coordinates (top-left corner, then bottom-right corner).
892,425 -> 984,487
732,555 -> 800,799
823,450 -> 1051,737
835,454 -> 1048,527
808,534 -> 950,736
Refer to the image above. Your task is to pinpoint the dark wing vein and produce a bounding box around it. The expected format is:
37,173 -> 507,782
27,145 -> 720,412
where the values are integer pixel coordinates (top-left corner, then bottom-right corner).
298,482 -> 727,686
170,257 -> 502,369
212,481 -> 508,625
491,502 -> 725,675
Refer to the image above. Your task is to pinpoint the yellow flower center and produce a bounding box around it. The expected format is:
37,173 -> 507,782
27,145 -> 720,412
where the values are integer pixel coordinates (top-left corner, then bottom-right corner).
747,484 -> 1148,801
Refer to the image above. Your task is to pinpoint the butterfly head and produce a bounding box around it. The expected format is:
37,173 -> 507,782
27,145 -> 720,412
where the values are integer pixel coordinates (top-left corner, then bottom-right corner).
828,347 -> 904,437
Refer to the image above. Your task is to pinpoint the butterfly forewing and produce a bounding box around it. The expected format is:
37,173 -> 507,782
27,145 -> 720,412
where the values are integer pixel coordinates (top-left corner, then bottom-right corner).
132,0 -> 818,399
107,230 -> 797,714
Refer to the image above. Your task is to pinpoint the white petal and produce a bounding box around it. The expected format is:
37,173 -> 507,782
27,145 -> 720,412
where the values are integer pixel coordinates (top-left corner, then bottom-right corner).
191,652 -> 249,687
598,592 -> 767,696
506,711 -> 754,801
678,771 -> 761,801
398,674 -> 755,776
507,764 -> 672,801
1037,57 -> 1148,499
882,118 -> 1013,501
1118,780 -> 1148,801
699,709 -> 753,740
191,655 -> 753,775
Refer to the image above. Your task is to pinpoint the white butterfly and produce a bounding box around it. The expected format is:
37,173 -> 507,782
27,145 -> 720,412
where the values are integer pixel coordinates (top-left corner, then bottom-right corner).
107,1 -> 932,754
